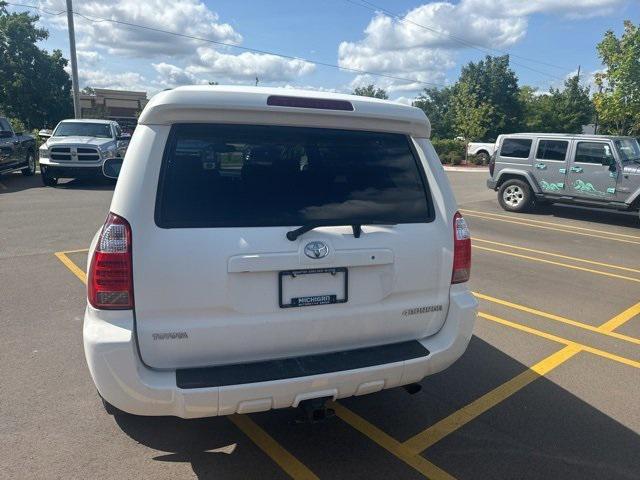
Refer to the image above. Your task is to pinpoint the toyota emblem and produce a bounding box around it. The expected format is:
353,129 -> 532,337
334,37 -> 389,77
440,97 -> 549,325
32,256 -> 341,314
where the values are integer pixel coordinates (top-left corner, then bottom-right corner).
304,241 -> 329,259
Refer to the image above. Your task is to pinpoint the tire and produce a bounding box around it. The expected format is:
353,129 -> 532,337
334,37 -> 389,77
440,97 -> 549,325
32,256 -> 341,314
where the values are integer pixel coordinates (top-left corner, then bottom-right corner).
40,166 -> 57,187
21,151 -> 36,176
498,179 -> 534,212
476,151 -> 490,165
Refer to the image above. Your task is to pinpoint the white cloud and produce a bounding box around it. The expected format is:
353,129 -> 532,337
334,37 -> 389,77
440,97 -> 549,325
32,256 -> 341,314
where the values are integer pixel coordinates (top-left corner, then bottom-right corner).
40,0 -> 315,91
40,0 -> 242,58
338,0 -> 626,95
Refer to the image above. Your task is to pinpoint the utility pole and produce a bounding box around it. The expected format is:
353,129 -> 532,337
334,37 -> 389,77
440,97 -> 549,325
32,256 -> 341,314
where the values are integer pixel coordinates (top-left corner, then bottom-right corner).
576,65 -> 581,82
66,0 -> 81,118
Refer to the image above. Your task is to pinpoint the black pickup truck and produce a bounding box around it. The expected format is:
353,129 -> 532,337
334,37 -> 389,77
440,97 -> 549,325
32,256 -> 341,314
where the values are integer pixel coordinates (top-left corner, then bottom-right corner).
0,117 -> 37,177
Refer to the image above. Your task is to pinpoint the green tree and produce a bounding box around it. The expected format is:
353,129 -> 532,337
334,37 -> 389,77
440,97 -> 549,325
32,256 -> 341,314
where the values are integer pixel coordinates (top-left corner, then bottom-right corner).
593,20 -> 640,136
520,76 -> 594,133
413,87 -> 455,138
0,2 -> 73,128
352,84 -> 389,99
451,82 -> 493,160
458,55 -> 522,140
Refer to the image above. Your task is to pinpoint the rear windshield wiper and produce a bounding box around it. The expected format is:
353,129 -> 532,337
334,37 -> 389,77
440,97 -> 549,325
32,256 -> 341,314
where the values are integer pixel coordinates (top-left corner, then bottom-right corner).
286,222 -> 395,241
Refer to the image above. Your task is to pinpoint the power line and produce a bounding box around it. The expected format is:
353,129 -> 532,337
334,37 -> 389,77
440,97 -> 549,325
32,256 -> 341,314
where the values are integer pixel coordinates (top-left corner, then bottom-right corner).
344,0 -> 570,81
6,1 -> 446,88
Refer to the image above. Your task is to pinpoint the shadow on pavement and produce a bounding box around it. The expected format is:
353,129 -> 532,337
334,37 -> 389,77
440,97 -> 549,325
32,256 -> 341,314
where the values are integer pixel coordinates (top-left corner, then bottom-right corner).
0,172 -> 116,193
528,203 -> 639,229
0,172 -> 42,194
112,337 -> 640,479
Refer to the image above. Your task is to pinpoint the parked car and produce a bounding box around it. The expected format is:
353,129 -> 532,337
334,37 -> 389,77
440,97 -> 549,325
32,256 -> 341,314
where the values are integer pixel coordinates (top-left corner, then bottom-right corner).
0,117 -> 37,177
85,86 -> 477,418
38,119 -> 129,186
467,141 -> 496,164
487,133 -> 640,215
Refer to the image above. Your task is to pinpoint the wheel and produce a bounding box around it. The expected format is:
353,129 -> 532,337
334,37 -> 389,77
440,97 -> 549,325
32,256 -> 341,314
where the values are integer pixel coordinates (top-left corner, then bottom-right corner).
476,151 -> 490,165
40,166 -> 57,187
498,179 -> 534,212
21,151 -> 36,176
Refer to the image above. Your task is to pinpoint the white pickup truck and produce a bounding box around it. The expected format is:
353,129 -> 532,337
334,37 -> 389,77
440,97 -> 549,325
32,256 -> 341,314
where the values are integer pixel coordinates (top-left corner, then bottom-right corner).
467,142 -> 496,163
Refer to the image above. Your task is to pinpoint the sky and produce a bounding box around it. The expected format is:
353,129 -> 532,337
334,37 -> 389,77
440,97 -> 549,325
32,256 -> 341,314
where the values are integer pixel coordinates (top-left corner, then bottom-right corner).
7,0 -> 640,102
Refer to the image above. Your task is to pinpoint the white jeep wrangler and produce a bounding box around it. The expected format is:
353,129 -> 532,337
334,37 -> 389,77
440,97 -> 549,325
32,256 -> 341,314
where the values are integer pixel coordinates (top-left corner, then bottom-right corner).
84,86 -> 477,418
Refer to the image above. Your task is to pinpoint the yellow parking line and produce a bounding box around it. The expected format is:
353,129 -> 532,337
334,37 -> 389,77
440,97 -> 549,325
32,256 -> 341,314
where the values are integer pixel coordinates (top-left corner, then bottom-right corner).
229,415 -> 319,480
331,402 -> 456,480
480,312 -> 640,370
474,245 -> 640,283
598,301 -> 640,333
462,209 -> 640,241
403,304 -> 640,455
462,211 -> 640,246
474,238 -> 640,274
473,292 -> 640,346
54,251 -> 87,285
402,345 -> 581,454
59,247 -> 90,254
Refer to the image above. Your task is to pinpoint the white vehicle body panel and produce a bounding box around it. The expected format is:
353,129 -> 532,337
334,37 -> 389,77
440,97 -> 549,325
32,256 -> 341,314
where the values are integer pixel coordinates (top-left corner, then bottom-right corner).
467,142 -> 496,156
84,86 -> 477,417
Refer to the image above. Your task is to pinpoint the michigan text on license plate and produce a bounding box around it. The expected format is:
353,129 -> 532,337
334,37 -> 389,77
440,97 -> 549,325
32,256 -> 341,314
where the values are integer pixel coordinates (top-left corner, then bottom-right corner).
279,267 -> 348,308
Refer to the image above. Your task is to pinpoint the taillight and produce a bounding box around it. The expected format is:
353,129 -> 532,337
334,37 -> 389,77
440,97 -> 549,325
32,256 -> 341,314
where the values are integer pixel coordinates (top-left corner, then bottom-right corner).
88,213 -> 133,309
452,211 -> 471,284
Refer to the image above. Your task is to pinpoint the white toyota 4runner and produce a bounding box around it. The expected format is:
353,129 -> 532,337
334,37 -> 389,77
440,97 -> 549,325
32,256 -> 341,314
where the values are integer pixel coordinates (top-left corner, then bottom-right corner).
84,86 -> 477,418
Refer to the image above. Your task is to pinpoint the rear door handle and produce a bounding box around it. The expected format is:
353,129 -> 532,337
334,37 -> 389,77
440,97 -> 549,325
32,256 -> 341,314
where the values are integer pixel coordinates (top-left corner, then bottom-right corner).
570,166 -> 583,173
535,163 -> 547,170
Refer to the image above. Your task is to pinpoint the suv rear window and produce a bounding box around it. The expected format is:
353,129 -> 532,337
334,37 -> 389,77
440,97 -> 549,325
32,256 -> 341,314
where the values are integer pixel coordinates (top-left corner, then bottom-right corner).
500,138 -> 532,158
156,124 -> 432,228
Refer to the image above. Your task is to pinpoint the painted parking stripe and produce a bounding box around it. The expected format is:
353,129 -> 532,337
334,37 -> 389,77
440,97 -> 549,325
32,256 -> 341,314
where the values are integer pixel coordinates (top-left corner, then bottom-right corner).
331,402 -> 456,480
598,301 -> 640,333
462,211 -> 640,246
474,292 -> 640,346
54,251 -> 87,284
481,312 -> 640,370
403,345 -> 581,454
474,244 -> 640,283
462,209 -> 640,241
474,237 -> 640,274
403,305 -> 640,455
230,415 -> 319,480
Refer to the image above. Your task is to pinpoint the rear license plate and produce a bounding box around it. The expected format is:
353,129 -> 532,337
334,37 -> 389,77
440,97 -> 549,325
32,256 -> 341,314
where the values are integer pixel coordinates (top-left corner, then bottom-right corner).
279,267 -> 348,308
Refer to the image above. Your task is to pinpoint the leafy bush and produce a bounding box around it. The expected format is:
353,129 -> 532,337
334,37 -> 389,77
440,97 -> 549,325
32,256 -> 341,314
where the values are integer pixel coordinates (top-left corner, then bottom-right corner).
432,138 -> 465,164
8,117 -> 27,134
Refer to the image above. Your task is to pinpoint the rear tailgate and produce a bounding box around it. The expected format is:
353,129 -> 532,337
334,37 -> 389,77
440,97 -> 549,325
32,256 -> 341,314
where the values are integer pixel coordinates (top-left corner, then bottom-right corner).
133,124 -> 452,369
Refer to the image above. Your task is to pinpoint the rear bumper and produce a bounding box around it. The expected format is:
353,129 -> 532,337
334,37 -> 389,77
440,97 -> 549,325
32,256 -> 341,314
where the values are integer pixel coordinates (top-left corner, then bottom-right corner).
83,286 -> 477,418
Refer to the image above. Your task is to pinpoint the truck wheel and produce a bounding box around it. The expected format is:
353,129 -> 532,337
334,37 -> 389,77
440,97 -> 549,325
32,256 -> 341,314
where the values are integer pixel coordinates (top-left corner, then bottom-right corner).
41,166 -> 57,187
22,151 -> 36,176
476,151 -> 490,165
498,179 -> 534,212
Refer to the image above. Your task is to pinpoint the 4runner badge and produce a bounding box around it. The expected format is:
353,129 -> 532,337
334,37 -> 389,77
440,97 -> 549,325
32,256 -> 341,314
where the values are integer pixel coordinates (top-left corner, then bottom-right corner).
402,305 -> 443,316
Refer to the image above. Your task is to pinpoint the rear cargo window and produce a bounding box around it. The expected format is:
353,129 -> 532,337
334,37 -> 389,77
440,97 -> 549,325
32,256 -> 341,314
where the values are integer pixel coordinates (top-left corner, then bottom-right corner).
500,138 -> 532,158
156,124 -> 433,228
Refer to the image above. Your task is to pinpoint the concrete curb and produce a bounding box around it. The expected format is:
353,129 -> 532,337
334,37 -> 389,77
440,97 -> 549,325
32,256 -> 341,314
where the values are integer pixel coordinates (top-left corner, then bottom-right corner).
443,166 -> 489,172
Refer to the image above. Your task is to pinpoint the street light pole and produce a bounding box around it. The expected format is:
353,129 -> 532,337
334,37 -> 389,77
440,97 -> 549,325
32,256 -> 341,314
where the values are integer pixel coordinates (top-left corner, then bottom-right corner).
66,0 -> 81,118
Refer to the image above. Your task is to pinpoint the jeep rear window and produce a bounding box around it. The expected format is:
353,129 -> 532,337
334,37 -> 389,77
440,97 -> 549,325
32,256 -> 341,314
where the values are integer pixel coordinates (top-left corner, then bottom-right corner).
156,124 -> 432,228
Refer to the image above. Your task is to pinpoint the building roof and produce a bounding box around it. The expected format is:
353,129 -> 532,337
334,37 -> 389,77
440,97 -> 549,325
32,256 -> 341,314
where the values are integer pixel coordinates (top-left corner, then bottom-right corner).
138,85 -> 430,138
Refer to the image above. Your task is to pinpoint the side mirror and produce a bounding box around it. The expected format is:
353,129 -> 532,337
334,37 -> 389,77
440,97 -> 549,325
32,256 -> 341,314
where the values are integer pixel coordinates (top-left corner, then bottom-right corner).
38,130 -> 52,139
103,157 -> 123,179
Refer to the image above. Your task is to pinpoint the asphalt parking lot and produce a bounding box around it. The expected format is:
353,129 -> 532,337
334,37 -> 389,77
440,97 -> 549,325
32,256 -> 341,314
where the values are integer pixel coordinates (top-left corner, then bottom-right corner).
1,170 -> 639,479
